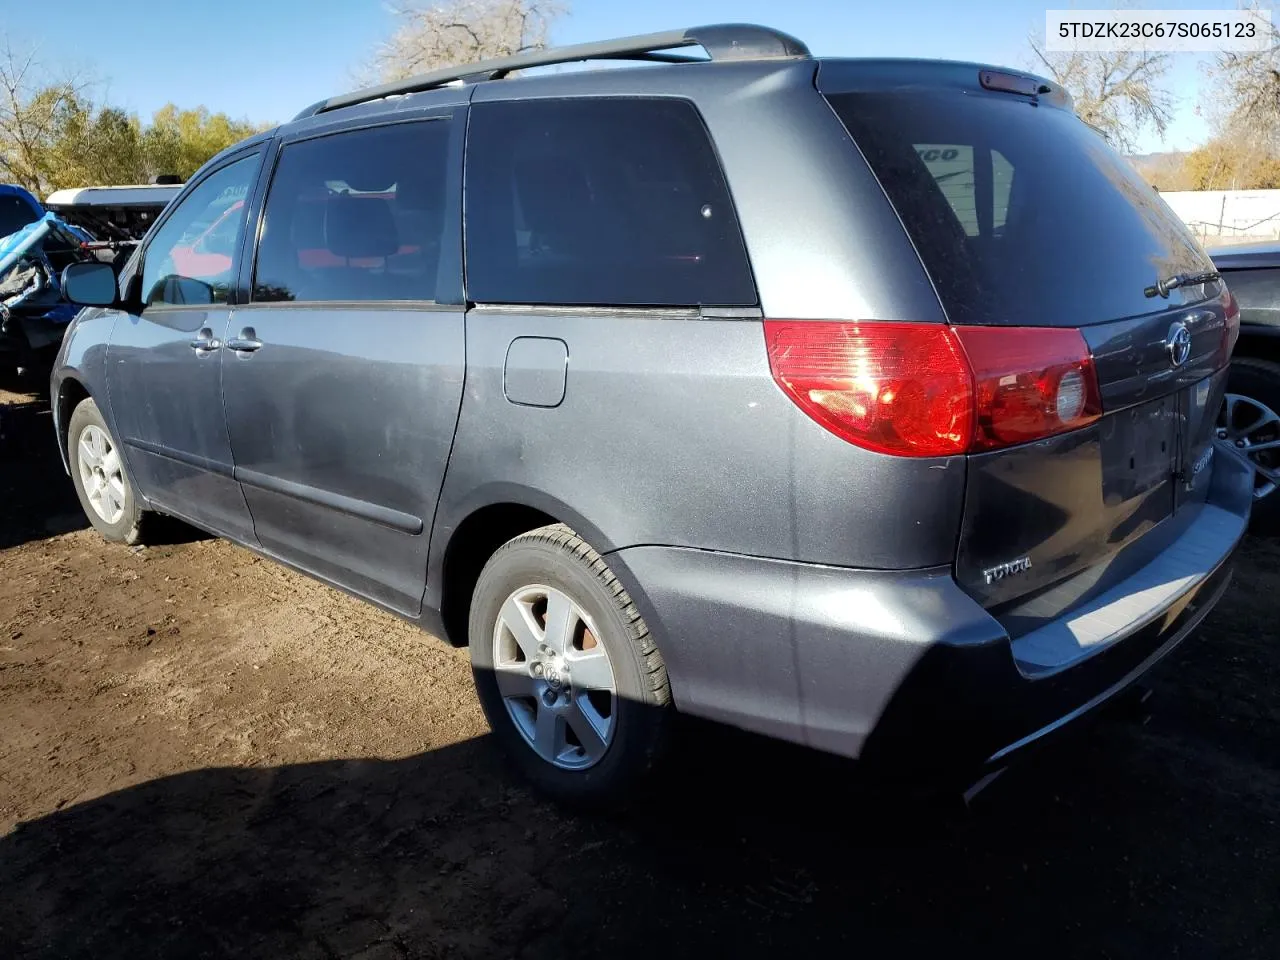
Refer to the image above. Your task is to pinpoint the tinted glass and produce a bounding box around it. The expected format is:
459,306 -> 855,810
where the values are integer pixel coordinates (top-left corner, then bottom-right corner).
140,155 -> 257,306
0,195 -> 39,237
465,98 -> 756,307
911,145 -> 1014,237
253,121 -> 451,303
826,92 -> 1213,326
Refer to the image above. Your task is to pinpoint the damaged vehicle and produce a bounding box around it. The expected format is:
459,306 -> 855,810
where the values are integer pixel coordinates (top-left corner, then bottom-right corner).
0,214 -> 92,375
0,184 -> 44,238
1,182 -> 179,377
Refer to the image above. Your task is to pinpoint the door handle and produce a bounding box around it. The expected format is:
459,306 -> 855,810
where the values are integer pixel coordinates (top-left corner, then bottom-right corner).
227,327 -> 263,354
189,328 -> 221,354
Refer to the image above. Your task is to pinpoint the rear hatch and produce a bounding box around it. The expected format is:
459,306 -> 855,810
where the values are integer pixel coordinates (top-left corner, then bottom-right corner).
820,62 -> 1235,629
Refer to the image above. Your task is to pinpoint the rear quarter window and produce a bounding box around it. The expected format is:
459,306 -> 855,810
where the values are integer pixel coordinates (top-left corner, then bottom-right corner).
464,97 -> 757,307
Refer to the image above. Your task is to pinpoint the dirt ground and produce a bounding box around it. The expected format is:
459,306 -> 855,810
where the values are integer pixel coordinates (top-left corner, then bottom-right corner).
1,380 -> 1278,960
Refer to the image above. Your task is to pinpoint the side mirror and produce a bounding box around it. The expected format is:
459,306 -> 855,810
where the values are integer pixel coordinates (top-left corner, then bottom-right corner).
61,261 -> 119,307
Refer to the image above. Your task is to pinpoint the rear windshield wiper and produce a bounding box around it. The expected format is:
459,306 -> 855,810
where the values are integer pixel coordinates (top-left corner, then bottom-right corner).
1145,270 -> 1220,299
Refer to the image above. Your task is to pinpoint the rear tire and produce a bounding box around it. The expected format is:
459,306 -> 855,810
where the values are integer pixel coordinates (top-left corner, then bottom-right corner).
67,397 -> 151,544
1229,356 -> 1280,412
469,523 -> 671,805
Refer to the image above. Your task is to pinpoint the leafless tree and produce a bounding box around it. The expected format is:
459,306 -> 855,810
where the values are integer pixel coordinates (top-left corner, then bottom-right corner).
0,40 -> 88,195
1171,4 -> 1280,191
1029,39 -> 1174,153
1206,3 -> 1280,136
368,0 -> 567,82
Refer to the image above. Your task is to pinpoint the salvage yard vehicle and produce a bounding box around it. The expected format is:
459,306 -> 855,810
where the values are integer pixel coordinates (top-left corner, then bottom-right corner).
44,182 -> 182,243
0,184 -> 44,238
1,181 -> 179,377
1,215 -> 95,375
1208,241 -> 1280,510
51,24 -> 1253,802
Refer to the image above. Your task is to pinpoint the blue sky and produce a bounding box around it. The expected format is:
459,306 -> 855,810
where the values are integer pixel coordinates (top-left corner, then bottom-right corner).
3,0 -> 1228,152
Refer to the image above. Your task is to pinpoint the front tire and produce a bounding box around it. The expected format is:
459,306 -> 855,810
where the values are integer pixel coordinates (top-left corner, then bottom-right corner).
469,524 -> 671,805
67,397 -> 150,544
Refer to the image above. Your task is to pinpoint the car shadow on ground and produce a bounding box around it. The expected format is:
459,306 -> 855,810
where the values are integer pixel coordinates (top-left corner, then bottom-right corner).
2,704 -> 1277,960
0,378 -> 206,551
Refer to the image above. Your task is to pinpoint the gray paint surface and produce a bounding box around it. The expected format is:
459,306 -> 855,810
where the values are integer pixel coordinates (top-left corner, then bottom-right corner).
221,305 -> 466,615
434,308 -> 964,569
105,306 -> 258,545
607,546 -> 1006,755
504,337 -> 568,408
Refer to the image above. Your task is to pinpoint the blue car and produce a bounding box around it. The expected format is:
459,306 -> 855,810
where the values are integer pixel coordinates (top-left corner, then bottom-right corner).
0,184 -> 42,238
0,186 -> 96,373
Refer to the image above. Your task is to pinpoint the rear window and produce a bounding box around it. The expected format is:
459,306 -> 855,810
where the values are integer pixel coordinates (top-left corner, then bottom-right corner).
826,92 -> 1211,326
465,98 -> 756,307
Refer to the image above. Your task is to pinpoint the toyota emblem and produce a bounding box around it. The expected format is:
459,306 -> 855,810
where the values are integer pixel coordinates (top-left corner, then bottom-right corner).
1166,322 -> 1192,367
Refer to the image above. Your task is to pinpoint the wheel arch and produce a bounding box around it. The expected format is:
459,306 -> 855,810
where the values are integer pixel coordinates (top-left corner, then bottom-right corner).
53,375 -> 92,474
428,487 -> 622,648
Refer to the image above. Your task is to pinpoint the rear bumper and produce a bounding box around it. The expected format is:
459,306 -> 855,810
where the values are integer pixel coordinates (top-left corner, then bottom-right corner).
858,550 -> 1235,781
607,443 -> 1252,780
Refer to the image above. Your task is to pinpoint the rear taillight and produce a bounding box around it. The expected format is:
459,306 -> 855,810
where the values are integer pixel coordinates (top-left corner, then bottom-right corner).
764,320 -> 1102,457
763,321 -> 973,456
1221,286 -> 1241,361
954,326 -> 1102,450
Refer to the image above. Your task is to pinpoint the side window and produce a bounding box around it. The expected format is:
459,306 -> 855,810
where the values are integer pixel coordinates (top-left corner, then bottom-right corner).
465,98 -> 756,307
140,155 -> 257,306
913,144 -> 1014,237
252,120 -> 451,303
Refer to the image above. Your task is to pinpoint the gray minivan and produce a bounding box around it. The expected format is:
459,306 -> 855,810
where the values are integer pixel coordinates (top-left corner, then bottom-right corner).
52,24 -> 1252,802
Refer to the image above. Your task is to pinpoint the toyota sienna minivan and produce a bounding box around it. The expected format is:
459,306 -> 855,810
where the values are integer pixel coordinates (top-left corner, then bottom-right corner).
53,24 -> 1251,801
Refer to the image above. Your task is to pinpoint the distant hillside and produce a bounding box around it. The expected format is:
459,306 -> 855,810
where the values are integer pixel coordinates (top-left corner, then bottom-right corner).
1128,150 -> 1189,187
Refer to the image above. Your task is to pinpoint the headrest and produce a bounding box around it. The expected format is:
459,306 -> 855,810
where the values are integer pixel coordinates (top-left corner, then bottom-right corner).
324,194 -> 398,259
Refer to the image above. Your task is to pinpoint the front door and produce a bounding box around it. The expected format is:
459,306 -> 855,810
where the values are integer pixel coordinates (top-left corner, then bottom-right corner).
105,151 -> 262,542
222,115 -> 465,615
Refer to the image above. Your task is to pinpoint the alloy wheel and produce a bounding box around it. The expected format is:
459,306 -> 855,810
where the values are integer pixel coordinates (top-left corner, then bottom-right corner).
1218,393 -> 1280,501
76,424 -> 127,525
491,584 -> 617,770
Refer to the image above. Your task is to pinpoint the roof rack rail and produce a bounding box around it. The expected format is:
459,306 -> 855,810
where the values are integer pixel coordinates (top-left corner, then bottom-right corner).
294,23 -> 810,120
